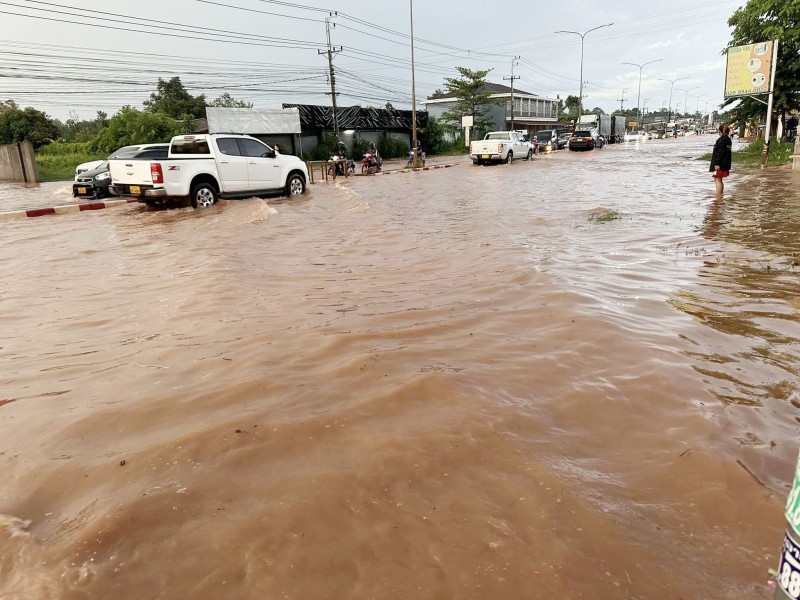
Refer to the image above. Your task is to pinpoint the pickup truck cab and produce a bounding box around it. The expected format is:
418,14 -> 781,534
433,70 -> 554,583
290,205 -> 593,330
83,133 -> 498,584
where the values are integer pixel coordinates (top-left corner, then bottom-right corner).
470,131 -> 533,165
108,134 -> 308,208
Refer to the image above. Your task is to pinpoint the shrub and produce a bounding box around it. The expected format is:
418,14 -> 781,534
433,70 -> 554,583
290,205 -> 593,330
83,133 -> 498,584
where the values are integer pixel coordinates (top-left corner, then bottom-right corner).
377,134 -> 409,159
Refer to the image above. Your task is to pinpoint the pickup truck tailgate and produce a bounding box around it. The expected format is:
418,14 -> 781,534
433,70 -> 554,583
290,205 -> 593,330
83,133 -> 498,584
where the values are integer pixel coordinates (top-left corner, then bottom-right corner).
471,141 -> 502,154
109,160 -> 155,186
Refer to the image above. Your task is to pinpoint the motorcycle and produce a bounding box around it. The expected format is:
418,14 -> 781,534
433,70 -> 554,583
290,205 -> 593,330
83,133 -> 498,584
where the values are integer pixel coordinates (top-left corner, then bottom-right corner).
327,154 -> 355,177
406,149 -> 426,167
361,152 -> 381,174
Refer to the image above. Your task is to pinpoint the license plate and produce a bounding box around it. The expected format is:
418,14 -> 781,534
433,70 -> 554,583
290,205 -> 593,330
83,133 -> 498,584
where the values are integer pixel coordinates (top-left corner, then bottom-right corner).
130,186 -> 141,194
481,154 -> 490,159
777,530 -> 800,598
576,138 -> 584,141
77,187 -> 87,194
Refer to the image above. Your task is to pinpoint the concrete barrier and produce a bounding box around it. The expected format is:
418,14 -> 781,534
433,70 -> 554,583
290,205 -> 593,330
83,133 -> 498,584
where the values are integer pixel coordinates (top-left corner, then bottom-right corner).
0,142 -> 38,183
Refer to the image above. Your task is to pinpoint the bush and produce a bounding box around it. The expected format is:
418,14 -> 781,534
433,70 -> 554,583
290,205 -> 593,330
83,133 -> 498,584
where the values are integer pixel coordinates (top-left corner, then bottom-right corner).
351,138 -> 369,160
732,138 -> 794,167
309,134 -> 340,161
37,141 -> 91,156
377,134 -> 409,159
89,106 -> 185,154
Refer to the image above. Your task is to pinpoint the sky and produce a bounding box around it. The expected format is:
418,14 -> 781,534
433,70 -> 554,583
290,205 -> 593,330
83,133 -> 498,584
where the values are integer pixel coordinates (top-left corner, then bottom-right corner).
0,0 -> 742,121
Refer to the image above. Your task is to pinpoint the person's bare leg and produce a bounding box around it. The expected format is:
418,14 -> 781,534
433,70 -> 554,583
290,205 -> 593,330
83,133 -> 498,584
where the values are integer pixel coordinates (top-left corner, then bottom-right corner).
714,176 -> 723,195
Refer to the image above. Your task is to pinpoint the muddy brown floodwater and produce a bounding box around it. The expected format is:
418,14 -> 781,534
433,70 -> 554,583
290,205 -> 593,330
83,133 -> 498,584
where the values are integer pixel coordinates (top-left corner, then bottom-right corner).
1,136 -> 799,599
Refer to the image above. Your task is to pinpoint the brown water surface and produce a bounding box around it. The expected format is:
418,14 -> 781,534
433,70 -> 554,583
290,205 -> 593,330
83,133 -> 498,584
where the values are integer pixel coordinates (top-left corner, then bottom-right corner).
1,136 -> 798,599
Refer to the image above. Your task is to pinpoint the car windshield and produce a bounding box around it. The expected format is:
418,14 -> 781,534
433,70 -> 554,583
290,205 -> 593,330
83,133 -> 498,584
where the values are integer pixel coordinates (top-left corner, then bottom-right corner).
484,133 -> 510,140
572,131 -> 591,136
535,132 -> 552,141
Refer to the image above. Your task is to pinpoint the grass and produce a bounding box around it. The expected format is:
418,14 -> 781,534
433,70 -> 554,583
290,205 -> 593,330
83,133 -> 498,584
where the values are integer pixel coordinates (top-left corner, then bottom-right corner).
699,138 -> 795,168
590,209 -> 622,223
35,141 -> 105,182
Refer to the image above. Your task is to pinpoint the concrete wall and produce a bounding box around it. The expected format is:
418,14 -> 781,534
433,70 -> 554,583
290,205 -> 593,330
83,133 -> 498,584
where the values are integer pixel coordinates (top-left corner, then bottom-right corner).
0,142 -> 38,183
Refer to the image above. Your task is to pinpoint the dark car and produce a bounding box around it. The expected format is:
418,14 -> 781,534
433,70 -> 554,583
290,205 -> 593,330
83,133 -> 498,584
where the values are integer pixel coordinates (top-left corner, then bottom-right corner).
535,129 -> 559,152
568,130 -> 596,151
557,133 -> 570,150
72,145 -> 169,199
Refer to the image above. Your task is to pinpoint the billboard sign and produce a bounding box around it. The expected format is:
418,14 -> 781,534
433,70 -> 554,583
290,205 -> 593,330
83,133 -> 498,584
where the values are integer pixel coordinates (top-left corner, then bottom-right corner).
724,41 -> 775,98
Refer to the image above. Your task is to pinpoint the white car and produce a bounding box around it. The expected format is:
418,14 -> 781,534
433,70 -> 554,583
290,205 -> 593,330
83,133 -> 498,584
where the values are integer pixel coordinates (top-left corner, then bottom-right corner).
74,144 -> 168,180
108,134 -> 308,208
469,131 -> 533,164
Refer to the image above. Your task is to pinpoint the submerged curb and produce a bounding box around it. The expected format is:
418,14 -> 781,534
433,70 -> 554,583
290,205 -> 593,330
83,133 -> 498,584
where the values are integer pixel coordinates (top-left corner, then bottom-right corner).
354,163 -> 458,177
0,198 -> 139,221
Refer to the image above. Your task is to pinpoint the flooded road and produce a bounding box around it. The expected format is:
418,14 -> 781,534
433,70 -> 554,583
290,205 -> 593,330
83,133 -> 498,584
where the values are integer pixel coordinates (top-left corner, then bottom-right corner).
1,136 -> 798,599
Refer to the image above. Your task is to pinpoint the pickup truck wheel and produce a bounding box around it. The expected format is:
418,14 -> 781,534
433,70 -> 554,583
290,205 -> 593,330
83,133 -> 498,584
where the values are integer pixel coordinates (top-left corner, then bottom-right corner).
191,183 -> 217,209
286,173 -> 305,196
526,149 -> 533,161
505,151 -> 513,164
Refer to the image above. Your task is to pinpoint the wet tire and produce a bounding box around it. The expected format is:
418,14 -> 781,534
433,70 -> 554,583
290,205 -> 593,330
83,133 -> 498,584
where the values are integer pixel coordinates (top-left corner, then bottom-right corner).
191,182 -> 217,209
506,152 -> 513,164
526,149 -> 533,161
285,173 -> 305,197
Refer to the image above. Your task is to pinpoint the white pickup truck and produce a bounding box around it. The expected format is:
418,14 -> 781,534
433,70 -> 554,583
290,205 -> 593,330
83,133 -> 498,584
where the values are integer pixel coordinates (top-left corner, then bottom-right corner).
469,131 -> 533,165
108,134 -> 308,208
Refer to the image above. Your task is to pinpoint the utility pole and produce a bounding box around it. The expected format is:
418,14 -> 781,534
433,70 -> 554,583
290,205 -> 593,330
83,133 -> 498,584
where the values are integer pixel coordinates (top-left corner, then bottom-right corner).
617,88 -> 628,112
409,0 -> 418,166
318,13 -> 342,139
504,56 -> 520,131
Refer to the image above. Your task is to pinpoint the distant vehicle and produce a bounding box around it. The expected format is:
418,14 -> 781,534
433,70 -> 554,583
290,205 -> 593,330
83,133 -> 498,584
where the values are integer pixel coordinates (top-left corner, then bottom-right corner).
73,145 -> 168,199
74,144 -> 167,180
534,129 -> 559,152
568,130 -> 597,151
557,133 -> 570,149
469,131 -> 533,165
637,131 -> 649,141
577,113 -> 612,141
108,134 -> 308,208
665,129 -> 674,137
610,116 -> 626,143
654,129 -> 667,139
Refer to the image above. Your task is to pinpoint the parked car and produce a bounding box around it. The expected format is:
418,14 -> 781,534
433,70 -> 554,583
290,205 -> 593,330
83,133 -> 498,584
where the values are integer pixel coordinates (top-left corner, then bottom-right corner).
568,130 -> 597,151
664,129 -> 674,138
534,129 -> 559,152
73,145 -> 169,200
557,133 -> 570,150
74,144 -> 168,180
108,134 -> 308,208
469,131 -> 533,165
654,129 -> 666,139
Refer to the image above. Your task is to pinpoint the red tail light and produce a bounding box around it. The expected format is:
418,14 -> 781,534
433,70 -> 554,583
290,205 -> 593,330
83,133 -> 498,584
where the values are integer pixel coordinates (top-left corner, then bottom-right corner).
151,163 -> 163,184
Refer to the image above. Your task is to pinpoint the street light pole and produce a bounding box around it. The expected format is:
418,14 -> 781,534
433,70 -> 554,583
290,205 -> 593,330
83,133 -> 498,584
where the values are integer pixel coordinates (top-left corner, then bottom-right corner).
555,22 -> 614,125
409,0 -> 418,166
622,58 -> 662,131
675,86 -> 699,120
658,77 -> 689,124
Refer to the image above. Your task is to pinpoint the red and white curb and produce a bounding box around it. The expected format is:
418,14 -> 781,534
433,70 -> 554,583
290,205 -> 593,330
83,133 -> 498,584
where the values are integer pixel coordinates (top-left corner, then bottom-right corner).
355,163 -> 458,177
0,198 -> 139,221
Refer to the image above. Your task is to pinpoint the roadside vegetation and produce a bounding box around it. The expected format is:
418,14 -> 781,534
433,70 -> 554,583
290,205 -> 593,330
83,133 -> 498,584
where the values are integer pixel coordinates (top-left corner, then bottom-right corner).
36,142 -> 104,182
700,139 -> 795,168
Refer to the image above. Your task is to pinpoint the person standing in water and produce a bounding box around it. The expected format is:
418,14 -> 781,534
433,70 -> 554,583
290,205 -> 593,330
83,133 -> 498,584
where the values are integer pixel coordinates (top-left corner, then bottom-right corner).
710,124 -> 732,195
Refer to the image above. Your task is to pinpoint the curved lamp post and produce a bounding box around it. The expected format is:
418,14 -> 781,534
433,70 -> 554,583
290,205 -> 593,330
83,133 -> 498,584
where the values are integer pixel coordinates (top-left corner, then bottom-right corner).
658,77 -> 689,123
621,59 -> 662,130
555,22 -> 614,123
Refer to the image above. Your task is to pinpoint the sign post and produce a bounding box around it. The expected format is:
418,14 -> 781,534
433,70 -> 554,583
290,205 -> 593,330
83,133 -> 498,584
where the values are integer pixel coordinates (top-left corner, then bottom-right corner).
723,40 -> 779,167
462,115 -> 474,148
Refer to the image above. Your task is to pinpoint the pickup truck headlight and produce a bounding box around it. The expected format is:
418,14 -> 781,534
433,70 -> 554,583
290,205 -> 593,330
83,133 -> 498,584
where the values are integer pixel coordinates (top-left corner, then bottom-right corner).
95,172 -> 110,181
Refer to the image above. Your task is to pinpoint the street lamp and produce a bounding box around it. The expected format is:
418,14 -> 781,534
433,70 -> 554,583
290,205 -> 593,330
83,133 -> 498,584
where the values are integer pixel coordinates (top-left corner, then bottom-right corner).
621,58 -> 662,130
555,22 -> 614,124
675,86 -> 699,120
658,77 -> 689,123
693,93 -> 708,116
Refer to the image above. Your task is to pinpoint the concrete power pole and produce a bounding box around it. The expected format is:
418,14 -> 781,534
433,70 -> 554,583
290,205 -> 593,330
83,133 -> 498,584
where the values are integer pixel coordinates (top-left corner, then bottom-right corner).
319,13 -> 342,139
504,56 -> 520,131
617,88 -> 628,112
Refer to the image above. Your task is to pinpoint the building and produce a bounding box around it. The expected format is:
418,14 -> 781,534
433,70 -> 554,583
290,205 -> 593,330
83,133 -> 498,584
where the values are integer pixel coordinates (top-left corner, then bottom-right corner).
425,83 -> 560,136
282,104 -> 428,154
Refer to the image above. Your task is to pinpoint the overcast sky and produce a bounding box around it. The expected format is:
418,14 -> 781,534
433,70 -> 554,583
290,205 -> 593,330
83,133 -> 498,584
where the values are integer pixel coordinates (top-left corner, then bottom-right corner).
0,0 -> 741,121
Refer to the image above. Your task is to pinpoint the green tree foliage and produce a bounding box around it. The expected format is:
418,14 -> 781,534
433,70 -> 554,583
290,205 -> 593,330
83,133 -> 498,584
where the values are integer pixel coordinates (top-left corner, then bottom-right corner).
0,99 -> 19,113
561,95 -> 580,121
144,76 -> 206,120
58,111 -> 109,143
439,67 -> 502,136
377,133 -> 409,159
0,106 -> 60,148
419,116 -> 446,154
724,0 -> 800,123
427,89 -> 446,99
209,93 -> 253,109
89,106 -> 185,154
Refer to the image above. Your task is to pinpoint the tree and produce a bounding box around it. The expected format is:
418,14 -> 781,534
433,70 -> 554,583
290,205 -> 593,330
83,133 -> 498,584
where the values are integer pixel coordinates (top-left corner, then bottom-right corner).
385,101 -> 394,110
209,93 -> 253,109
0,99 -> 19,113
562,95 -> 580,121
58,111 -> 109,143
427,89 -> 446,100
419,116 -> 446,154
144,76 -> 206,120
590,106 -> 606,115
439,67 -> 501,136
0,106 -> 60,148
89,106 -> 185,154
723,0 -> 800,126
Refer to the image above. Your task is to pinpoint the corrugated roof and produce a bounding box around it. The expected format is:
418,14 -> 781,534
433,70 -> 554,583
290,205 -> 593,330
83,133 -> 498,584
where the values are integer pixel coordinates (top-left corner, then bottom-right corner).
282,104 -> 428,130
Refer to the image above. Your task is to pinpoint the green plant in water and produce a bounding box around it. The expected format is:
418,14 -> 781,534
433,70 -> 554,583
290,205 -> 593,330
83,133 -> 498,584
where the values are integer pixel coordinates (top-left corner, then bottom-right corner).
590,209 -> 622,223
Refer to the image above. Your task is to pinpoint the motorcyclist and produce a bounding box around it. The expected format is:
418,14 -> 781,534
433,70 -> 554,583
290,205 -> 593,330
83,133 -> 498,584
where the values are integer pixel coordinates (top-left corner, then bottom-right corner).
368,142 -> 381,168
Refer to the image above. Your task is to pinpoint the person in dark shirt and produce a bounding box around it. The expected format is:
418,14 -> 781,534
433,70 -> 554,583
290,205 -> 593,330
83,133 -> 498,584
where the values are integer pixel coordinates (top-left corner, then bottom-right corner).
709,124 -> 732,195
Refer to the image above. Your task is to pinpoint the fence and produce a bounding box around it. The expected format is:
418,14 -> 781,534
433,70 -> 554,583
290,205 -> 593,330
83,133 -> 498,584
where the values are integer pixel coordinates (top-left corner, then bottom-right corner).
0,142 -> 39,183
